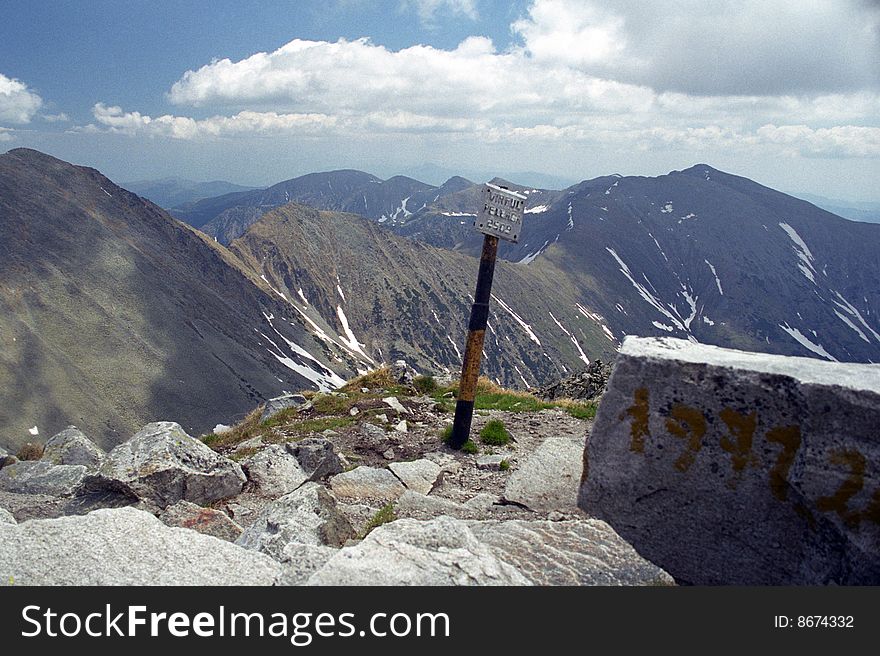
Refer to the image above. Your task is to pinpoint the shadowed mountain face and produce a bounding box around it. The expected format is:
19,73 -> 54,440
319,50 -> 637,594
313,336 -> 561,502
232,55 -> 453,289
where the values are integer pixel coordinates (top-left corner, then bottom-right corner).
0,149 -> 360,450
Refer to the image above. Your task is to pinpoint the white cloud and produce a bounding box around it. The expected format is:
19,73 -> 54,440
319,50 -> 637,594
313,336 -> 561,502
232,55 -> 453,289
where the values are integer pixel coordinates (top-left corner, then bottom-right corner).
755,124 -> 880,158
42,112 -> 70,123
85,103 -> 338,139
82,1 -> 878,160
512,0 -> 880,96
0,127 -> 14,142
402,0 -> 478,24
0,73 -> 43,124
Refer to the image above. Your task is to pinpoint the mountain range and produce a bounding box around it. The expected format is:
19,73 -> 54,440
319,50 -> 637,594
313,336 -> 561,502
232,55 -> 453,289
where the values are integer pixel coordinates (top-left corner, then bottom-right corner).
124,177 -> 257,210
2,147 -> 879,451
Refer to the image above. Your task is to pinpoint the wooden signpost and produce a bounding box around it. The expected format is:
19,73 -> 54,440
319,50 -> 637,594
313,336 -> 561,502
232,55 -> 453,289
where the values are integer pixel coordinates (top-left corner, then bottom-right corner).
449,183 -> 527,449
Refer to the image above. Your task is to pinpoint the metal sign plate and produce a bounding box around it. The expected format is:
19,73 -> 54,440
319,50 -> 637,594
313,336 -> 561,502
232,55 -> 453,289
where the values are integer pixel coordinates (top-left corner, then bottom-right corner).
475,183 -> 526,243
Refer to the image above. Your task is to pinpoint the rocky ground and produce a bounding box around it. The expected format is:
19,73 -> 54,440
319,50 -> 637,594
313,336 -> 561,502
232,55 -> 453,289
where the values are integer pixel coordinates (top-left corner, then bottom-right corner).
0,364 -> 671,586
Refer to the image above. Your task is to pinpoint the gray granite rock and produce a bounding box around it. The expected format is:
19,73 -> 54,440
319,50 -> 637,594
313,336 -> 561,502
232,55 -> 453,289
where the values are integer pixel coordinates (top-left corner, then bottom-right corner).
476,455 -> 506,470
86,422 -> 245,508
236,482 -> 354,562
307,516 -> 530,585
388,459 -> 441,495
581,336 -> 880,585
159,500 -> 243,542
243,445 -> 308,497
0,490 -> 67,521
330,466 -> 406,503
287,438 -> 344,481
503,436 -> 584,511
467,519 -> 674,586
0,507 -> 286,585
394,490 -> 483,520
261,393 -> 308,421
382,397 -> 409,415
42,426 -> 104,471
0,461 -> 87,496
0,506 -> 15,524
278,543 -> 339,585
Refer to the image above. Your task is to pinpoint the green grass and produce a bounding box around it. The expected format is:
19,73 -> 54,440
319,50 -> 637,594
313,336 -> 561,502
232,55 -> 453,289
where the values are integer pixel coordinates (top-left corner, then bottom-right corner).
311,393 -> 352,415
440,424 -> 478,453
558,400 -> 597,420
439,424 -> 454,442
461,439 -> 479,454
479,419 -> 511,446
359,502 -> 396,539
260,407 -> 300,429
413,374 -> 439,395
499,458 -> 511,471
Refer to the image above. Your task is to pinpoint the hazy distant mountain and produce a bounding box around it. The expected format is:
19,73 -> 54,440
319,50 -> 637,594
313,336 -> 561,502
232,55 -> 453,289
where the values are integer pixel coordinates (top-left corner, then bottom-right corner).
124,177 -> 258,209
791,192 -> 880,224
173,170 -> 472,243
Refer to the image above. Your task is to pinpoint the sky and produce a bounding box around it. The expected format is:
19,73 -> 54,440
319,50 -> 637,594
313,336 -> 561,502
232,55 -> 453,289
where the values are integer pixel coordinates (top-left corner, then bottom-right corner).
1,0 -> 878,200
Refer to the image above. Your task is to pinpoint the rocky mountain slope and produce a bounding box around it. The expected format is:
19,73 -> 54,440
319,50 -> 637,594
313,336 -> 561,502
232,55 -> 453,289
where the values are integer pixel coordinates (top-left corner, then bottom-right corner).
227,202 -> 616,387
395,166 -> 880,363
0,149 -> 362,450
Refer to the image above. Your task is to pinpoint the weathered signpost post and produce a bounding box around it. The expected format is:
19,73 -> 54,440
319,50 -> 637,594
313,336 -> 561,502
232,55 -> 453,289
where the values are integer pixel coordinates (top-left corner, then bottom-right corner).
449,183 -> 527,449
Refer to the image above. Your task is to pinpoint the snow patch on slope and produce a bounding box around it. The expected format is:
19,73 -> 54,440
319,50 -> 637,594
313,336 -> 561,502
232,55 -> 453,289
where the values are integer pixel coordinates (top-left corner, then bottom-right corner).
778,322 -> 837,361
549,311 -> 589,365
704,260 -> 723,295
778,222 -> 817,284
336,306 -> 375,364
492,295 -> 541,346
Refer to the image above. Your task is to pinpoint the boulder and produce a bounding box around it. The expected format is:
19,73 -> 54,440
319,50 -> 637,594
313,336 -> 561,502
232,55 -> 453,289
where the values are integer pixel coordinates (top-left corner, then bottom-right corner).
242,445 -> 307,497
0,461 -> 87,496
0,507 -> 285,585
287,438 -> 344,481
394,490 -> 483,521
159,500 -> 243,542
261,393 -> 308,422
391,359 -> 416,387
42,426 -> 104,471
86,422 -> 245,508
307,516 -> 530,585
382,396 -> 409,415
236,482 -> 354,562
467,519 -> 674,586
329,466 -> 405,503
538,359 -> 612,402
388,459 -> 441,495
0,506 -> 15,524
581,336 -> 880,585
503,436 -> 584,511
0,490 -> 67,522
